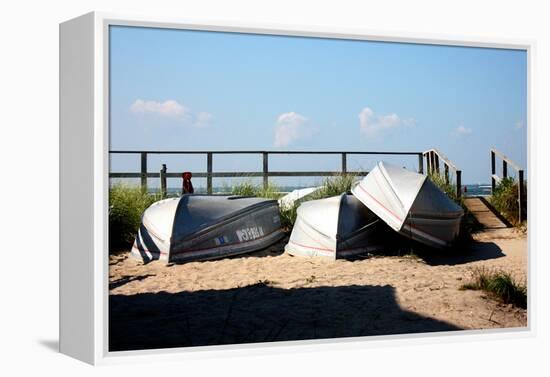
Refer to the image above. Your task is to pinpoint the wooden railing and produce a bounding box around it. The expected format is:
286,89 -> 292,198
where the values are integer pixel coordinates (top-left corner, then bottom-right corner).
422,148 -> 462,198
491,148 -> 526,222
109,150 -> 424,195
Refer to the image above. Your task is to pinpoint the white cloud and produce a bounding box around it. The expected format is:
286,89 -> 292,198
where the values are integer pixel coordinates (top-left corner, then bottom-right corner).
130,99 -> 212,128
274,112 -> 313,147
358,107 -> 414,137
130,99 -> 188,117
452,125 -> 473,136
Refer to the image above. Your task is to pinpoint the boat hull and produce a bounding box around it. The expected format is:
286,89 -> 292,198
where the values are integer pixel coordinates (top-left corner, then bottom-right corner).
131,195 -> 284,263
285,194 -> 383,259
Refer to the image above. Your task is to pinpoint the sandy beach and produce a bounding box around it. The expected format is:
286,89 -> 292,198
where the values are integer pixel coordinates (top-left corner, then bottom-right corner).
109,227 -> 527,351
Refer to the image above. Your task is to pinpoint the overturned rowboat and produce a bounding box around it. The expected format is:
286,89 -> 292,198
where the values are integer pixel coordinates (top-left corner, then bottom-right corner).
285,194 -> 383,259
351,161 -> 464,249
131,195 -> 285,263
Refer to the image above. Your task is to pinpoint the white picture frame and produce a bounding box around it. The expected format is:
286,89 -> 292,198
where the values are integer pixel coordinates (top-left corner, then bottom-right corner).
59,11 -> 534,365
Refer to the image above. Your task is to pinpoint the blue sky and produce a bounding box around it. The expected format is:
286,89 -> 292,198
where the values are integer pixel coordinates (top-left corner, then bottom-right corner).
109,26 -> 527,187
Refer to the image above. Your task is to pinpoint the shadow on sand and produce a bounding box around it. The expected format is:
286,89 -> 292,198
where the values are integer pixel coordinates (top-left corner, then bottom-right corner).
109,283 -> 461,352
416,241 -> 505,266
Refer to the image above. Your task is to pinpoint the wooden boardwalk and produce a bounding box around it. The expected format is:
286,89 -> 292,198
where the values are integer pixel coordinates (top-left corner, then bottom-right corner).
464,197 -> 509,229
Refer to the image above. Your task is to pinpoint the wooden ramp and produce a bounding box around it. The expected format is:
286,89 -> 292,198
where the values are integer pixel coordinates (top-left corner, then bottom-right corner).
463,197 -> 509,229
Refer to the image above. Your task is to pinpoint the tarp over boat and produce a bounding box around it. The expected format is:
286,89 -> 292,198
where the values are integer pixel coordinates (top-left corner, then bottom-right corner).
285,194 -> 382,259
351,162 -> 463,248
132,195 -> 285,263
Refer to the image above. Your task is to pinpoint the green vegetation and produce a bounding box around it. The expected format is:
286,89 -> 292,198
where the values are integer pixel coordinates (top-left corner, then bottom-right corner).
231,180 -> 281,199
309,174 -> 357,200
278,202 -> 300,232
109,184 -> 161,250
428,171 -> 461,204
460,267 -> 527,309
490,177 -> 523,225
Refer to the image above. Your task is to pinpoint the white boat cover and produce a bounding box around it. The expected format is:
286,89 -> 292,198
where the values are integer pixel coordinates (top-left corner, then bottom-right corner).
285,194 -> 382,259
351,162 -> 463,248
132,195 -> 284,263
278,186 -> 322,209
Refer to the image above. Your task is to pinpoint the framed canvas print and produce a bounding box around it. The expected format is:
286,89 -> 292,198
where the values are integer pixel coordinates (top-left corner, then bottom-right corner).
60,12 -> 532,365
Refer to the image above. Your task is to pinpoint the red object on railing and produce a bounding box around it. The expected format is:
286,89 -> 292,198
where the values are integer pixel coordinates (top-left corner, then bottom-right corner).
182,172 -> 194,194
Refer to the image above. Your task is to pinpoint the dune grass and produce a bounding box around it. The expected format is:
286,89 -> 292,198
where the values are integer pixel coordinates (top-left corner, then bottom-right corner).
309,174 -> 357,200
109,184 -> 161,249
279,203 -> 299,232
428,171 -> 462,205
490,177 -> 524,226
231,180 -> 282,199
460,267 -> 527,309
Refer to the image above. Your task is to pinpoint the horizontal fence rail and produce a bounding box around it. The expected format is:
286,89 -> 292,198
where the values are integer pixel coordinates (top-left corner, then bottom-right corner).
491,148 -> 526,223
423,148 -> 462,199
109,150 -> 424,195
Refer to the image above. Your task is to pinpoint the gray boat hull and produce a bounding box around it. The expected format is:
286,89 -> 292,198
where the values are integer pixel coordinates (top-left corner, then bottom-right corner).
132,195 -> 285,263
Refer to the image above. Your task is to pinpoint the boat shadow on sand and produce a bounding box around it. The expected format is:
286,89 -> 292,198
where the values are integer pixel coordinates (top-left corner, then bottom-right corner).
109,283 -> 461,352
229,233 -> 505,267
416,241 -> 505,266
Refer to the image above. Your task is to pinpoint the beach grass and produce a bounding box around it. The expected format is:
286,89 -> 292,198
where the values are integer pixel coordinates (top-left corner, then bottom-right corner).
490,177 -> 524,226
428,171 -> 462,205
109,184 -> 161,250
460,267 -> 527,308
279,202 -> 299,231
231,180 -> 282,199
309,174 -> 357,200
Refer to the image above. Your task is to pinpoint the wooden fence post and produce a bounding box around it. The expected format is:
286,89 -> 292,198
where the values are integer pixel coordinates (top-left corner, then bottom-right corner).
263,152 -> 269,190
503,160 -> 508,179
341,153 -> 347,174
434,153 -> 440,175
140,152 -> 147,192
207,152 -> 213,194
518,169 -> 525,223
426,153 -> 431,174
418,153 -> 424,174
160,164 -> 167,198
491,150 -> 496,193
456,170 -> 462,199
444,163 -> 449,185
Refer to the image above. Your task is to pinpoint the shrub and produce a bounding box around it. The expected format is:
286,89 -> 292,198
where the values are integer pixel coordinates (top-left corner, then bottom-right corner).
231,180 -> 282,199
231,180 -> 258,197
490,177 -> 522,225
109,184 -> 161,250
310,174 -> 358,200
279,202 -> 299,231
460,267 -> 527,309
428,172 -> 461,204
